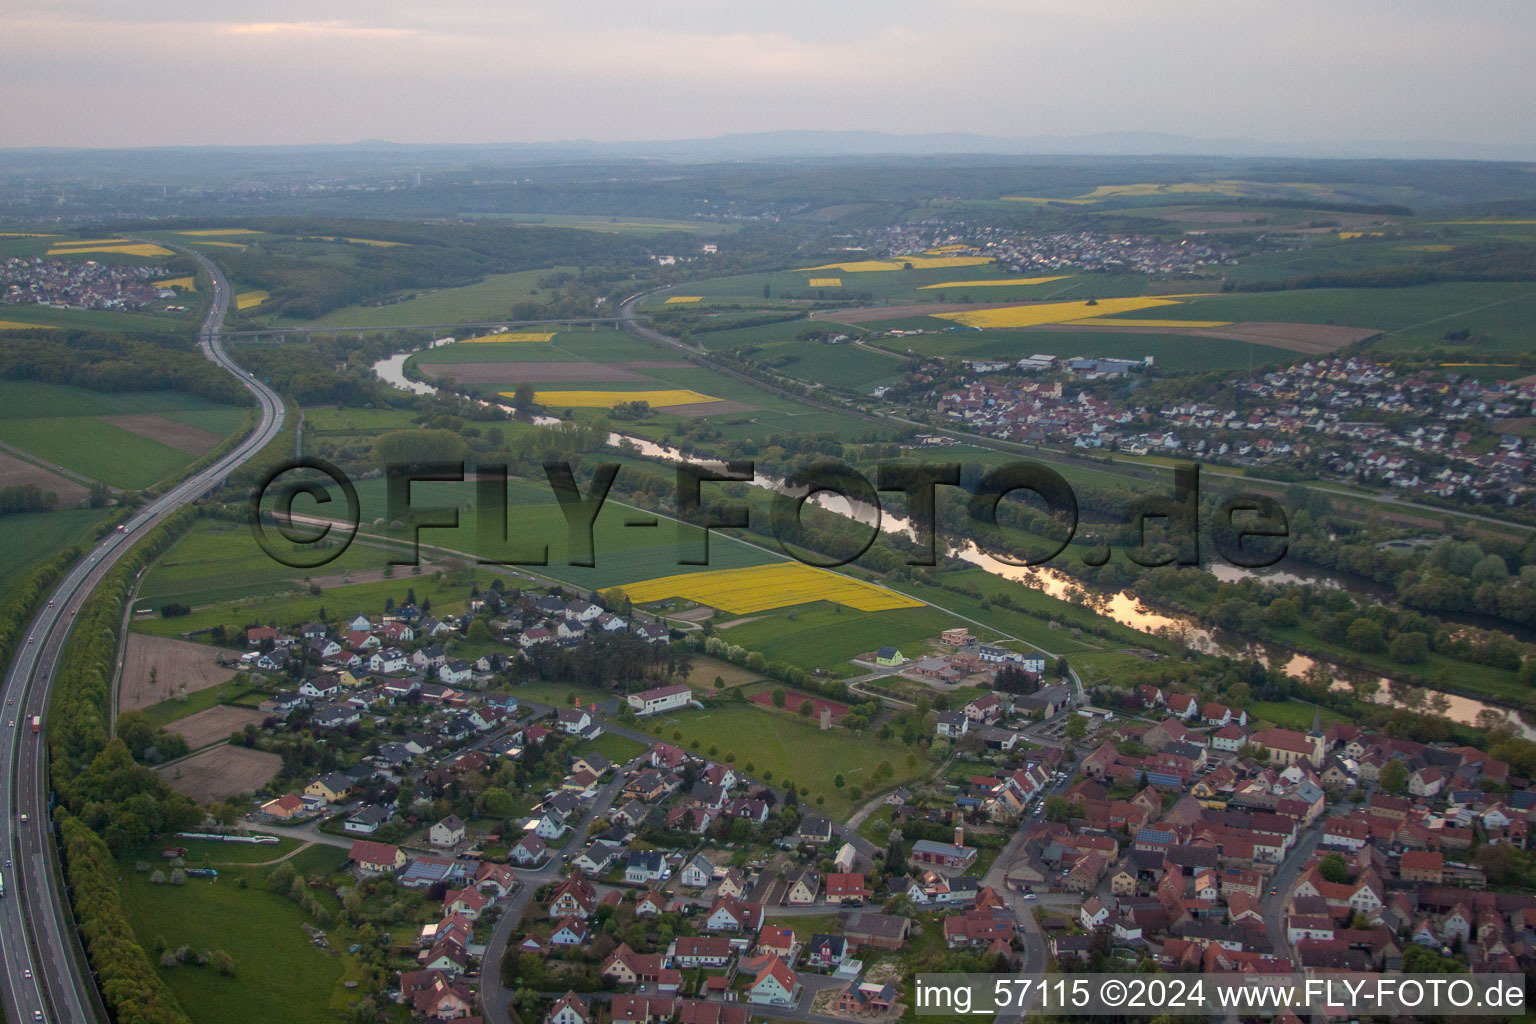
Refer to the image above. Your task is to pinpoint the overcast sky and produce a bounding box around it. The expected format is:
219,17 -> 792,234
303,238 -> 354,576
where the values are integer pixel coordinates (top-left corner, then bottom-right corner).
4,0 -> 1532,149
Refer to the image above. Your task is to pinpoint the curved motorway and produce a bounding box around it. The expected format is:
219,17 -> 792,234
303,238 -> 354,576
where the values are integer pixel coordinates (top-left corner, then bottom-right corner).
0,246 -> 284,1024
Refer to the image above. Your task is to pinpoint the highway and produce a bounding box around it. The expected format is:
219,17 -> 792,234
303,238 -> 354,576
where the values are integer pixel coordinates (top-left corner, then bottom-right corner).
0,245 -> 285,1024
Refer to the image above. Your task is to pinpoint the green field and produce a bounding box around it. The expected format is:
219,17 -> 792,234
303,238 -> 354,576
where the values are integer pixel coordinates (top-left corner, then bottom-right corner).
1248,700 -> 1347,732
716,601 -> 962,669
872,328 -> 1297,371
645,703 -> 926,816
1108,281 -> 1536,353
580,732 -> 647,764
132,572 -> 487,641
291,266 -> 577,326
135,519 -> 405,609
0,508 -> 109,609
0,302 -> 192,333
119,863 -> 360,1024
0,381 -> 248,489
139,836 -> 303,865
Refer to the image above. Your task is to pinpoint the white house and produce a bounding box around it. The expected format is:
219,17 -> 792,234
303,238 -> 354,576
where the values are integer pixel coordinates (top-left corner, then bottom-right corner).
299,678 -> 341,699
534,810 -> 569,840
439,659 -> 473,685
369,648 -> 408,674
548,993 -> 591,1024
681,854 -> 714,889
430,815 -> 466,848
627,683 -> 692,717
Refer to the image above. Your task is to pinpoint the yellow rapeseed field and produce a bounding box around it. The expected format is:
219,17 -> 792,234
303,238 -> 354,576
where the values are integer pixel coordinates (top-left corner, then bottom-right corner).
1400,245 -> 1453,252
50,238 -> 133,246
917,276 -> 1070,289
458,332 -> 556,343
154,277 -> 196,291
0,320 -> 53,330
1338,231 -> 1386,240
236,290 -> 270,310
798,256 -> 994,272
177,228 -> 265,236
605,562 -> 923,615
934,296 -> 1185,329
807,278 -> 843,287
665,296 -> 704,304
190,240 -> 247,248
46,243 -> 175,258
508,389 -> 720,409
924,244 -> 972,254
0,232 -> 55,238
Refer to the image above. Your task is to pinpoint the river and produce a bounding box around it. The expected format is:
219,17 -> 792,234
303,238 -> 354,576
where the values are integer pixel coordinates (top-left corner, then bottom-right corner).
375,344 -> 1532,738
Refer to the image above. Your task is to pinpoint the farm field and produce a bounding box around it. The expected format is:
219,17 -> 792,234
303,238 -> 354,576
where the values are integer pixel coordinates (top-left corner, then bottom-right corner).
798,256 -> 994,272
0,416 -> 195,488
0,382 -> 249,489
413,326 -> 891,436
168,705 -> 269,749
1081,281 -> 1536,353
933,296 -> 1193,328
118,863 -> 357,1024
291,267 -> 576,326
642,704 -> 924,816
0,507 -> 110,611
523,388 -> 721,408
917,276 -> 1071,289
875,327 -> 1301,371
133,518 -> 403,610
716,601 -> 969,670
45,239 -> 174,258
459,331 -> 556,343
131,474 -> 782,620
120,634 -> 243,712
608,562 -> 922,614
0,302 -> 189,332
132,571 -> 489,643
157,745 -> 282,802
0,449 -> 90,507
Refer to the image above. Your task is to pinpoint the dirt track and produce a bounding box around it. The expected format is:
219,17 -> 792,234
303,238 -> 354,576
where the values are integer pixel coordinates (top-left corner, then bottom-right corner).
120,634 -> 241,712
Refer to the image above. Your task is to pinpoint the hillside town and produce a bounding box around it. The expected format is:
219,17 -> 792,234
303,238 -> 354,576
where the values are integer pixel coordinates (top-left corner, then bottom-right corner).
886,355 -> 1536,508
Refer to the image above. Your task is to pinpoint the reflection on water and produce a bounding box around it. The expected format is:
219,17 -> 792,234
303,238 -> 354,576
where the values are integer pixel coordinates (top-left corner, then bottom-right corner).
376,343 -> 1529,737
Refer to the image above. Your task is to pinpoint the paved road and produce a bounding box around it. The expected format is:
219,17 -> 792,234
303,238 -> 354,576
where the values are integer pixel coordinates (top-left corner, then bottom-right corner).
1262,820 -> 1325,957
479,754 -> 643,1024
0,246 -> 284,1024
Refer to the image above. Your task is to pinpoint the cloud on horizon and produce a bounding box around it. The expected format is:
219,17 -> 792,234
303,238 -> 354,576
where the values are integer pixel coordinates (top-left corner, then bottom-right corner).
4,0 -> 1532,149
